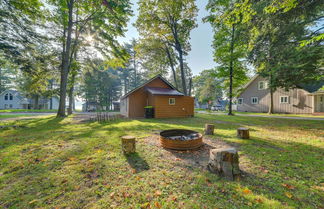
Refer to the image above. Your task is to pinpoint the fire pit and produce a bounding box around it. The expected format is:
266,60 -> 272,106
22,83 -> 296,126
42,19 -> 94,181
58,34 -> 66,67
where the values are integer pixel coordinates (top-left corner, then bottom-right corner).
160,129 -> 203,150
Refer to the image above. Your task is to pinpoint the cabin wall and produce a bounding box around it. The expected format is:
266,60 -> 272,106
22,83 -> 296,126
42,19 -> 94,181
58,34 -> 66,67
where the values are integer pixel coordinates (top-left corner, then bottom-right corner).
154,95 -> 194,118
128,78 -> 171,117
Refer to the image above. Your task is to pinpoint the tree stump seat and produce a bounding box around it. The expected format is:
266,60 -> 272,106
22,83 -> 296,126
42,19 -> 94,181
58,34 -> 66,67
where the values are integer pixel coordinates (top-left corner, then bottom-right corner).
208,148 -> 240,180
204,124 -> 214,135
121,135 -> 136,154
237,127 -> 250,139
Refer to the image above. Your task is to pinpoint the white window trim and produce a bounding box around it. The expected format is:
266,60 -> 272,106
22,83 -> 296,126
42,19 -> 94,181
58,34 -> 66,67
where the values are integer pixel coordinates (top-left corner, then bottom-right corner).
251,97 -> 258,104
280,96 -> 289,104
258,81 -> 268,90
237,98 -> 243,105
169,98 -> 175,105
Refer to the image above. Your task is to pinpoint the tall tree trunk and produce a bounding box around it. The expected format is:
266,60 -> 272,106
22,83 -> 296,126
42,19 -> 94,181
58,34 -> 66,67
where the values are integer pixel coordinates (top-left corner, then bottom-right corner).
133,51 -> 137,87
188,77 -> 192,96
228,24 -> 235,116
68,74 -> 75,115
268,72 -> 274,114
176,43 -> 187,95
0,68 -> 2,92
165,47 -> 178,88
171,19 -> 187,95
57,0 -> 74,117
49,79 -> 53,109
34,95 -> 39,110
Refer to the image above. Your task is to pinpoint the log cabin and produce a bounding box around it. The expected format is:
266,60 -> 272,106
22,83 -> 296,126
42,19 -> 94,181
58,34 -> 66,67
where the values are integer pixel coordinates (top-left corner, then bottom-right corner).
120,75 -> 194,118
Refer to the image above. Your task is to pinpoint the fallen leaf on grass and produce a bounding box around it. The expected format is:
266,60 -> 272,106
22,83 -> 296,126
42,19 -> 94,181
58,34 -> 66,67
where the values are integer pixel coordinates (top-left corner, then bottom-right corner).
282,183 -> 295,190
140,202 -> 150,209
167,195 -> 177,202
242,188 -> 252,194
255,198 -> 263,203
312,185 -> 324,192
29,199 -> 38,204
68,157 -> 76,161
154,201 -> 162,208
259,167 -> 269,174
110,192 -> 115,198
154,190 -> 162,197
123,192 -> 131,198
285,192 -> 293,199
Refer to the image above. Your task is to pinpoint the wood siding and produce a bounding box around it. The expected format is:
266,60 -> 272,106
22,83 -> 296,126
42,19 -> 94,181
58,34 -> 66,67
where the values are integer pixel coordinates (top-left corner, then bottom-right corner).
153,95 -> 194,118
128,78 -> 171,117
237,76 -> 314,113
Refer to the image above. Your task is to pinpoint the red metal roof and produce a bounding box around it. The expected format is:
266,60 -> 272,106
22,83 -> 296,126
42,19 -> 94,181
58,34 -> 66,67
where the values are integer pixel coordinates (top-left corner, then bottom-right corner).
145,87 -> 184,96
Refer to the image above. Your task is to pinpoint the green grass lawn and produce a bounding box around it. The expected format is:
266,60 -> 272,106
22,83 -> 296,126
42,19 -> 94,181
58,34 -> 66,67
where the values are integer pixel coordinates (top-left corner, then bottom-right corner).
0,114 -> 323,208
0,109 -> 57,113
0,114 -> 36,119
233,111 -> 324,118
195,109 -> 324,118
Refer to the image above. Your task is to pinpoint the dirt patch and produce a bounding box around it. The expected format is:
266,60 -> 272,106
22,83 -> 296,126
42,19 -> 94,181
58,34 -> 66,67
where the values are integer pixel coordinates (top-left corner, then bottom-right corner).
72,112 -> 122,124
141,135 -> 238,169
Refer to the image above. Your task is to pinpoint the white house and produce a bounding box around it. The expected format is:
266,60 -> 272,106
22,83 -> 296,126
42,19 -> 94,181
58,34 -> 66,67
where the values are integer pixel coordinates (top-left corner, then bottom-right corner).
0,90 -> 59,110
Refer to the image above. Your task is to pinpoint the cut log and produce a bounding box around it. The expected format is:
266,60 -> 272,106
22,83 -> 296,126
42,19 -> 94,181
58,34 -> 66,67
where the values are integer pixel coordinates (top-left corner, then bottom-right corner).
207,148 -> 240,180
121,135 -> 136,154
237,127 -> 250,139
204,124 -> 214,135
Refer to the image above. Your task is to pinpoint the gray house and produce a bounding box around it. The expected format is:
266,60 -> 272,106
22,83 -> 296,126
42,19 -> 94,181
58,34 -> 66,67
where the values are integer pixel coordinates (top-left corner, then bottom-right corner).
0,89 -> 59,110
236,75 -> 324,114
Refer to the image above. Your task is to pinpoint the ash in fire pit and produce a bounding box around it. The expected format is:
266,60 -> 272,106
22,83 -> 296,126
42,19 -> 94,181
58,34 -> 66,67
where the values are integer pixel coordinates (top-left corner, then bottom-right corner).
160,129 -> 203,150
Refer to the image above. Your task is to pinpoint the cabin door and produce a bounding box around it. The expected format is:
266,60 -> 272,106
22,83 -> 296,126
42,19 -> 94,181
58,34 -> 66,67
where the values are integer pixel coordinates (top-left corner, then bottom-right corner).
316,95 -> 324,112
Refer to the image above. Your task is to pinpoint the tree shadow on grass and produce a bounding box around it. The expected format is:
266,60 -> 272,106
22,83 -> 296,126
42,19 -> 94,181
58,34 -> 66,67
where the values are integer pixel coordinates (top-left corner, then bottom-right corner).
125,152 -> 150,173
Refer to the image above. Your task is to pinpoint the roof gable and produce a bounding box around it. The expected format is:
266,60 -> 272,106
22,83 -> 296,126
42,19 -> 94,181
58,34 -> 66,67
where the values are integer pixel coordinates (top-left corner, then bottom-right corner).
0,89 -> 25,100
239,74 -> 324,96
121,75 -> 177,99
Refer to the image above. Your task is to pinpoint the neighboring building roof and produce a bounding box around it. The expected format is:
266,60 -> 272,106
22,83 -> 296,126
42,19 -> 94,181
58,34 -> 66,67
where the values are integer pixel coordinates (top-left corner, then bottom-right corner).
0,89 -> 26,101
121,74 -> 178,99
239,74 -> 324,96
241,75 -> 259,90
145,87 -> 184,96
297,80 -> 324,93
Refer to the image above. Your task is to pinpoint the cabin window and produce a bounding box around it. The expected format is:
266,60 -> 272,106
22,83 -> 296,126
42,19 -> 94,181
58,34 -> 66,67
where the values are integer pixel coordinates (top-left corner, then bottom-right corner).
251,97 -> 258,104
237,98 -> 243,105
169,98 -> 175,105
258,81 -> 268,90
4,93 -> 13,100
280,96 -> 289,104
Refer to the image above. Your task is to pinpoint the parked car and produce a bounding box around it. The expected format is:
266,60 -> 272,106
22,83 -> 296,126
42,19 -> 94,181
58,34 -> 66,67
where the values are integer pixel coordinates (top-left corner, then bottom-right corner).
211,105 -> 225,111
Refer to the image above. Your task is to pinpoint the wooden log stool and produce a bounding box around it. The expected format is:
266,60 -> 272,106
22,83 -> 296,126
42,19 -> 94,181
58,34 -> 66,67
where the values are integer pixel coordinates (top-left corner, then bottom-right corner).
237,127 -> 250,139
207,148 -> 240,180
121,135 -> 136,154
204,124 -> 215,135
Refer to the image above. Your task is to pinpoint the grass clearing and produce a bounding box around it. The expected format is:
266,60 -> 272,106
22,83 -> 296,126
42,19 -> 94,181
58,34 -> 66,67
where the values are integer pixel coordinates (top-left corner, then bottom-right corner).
233,111 -> 324,118
0,114 -> 323,208
0,114 -> 38,119
0,109 -> 57,113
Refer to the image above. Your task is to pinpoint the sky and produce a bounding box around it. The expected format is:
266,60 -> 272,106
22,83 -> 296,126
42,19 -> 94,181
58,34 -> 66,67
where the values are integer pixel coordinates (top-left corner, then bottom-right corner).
119,0 -> 215,76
